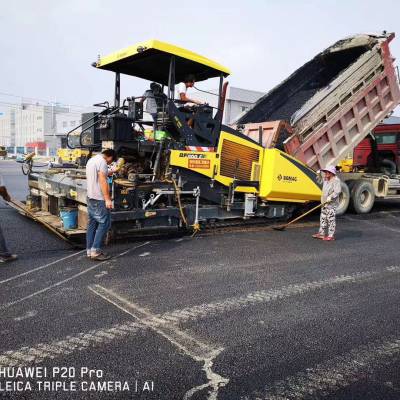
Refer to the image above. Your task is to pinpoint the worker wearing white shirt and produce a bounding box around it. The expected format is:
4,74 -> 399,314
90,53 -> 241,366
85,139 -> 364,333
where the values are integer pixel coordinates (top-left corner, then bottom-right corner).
176,75 -> 204,107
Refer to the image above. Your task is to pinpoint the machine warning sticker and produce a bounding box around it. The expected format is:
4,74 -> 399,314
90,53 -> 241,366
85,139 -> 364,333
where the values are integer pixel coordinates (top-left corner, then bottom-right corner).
188,159 -> 210,169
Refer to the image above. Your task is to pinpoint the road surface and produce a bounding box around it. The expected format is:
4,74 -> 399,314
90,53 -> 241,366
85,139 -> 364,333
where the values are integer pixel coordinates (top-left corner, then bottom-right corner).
0,160 -> 400,399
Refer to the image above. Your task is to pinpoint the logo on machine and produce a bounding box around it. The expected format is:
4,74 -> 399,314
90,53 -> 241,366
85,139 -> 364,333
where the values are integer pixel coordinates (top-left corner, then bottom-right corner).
277,174 -> 298,182
179,153 -> 206,159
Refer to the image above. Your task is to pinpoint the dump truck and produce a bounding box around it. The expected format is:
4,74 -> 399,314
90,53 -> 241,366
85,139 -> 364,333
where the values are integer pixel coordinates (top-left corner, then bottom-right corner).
22,33 -> 400,239
237,32 -> 400,215
353,116 -> 400,174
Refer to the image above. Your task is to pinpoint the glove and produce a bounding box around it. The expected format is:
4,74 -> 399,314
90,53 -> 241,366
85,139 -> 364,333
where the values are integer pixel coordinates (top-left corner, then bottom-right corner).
326,196 -> 332,203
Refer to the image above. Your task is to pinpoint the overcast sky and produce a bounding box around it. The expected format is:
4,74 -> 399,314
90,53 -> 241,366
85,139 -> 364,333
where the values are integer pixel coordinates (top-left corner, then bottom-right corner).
1,0 -> 400,113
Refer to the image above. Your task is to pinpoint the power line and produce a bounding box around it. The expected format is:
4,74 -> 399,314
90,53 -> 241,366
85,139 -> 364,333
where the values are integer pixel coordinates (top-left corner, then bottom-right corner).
0,90 -> 96,111
0,101 -> 95,118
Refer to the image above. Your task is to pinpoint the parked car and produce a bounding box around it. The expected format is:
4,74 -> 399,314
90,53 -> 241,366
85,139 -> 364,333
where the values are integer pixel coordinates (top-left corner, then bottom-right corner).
0,146 -> 7,159
15,153 -> 27,163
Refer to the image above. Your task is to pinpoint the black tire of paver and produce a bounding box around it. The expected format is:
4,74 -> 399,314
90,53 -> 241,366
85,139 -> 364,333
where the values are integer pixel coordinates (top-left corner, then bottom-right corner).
336,181 -> 350,216
350,180 -> 375,214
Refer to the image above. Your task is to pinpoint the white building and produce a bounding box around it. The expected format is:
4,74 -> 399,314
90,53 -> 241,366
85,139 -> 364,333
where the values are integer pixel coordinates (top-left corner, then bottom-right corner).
0,103 -> 80,154
190,86 -> 264,125
56,114 -> 82,135
0,109 -> 15,147
13,103 -> 69,148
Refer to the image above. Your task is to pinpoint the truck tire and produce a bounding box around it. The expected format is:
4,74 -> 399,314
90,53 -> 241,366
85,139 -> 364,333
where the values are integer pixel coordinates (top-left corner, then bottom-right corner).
336,181 -> 350,216
380,158 -> 397,175
350,180 -> 375,214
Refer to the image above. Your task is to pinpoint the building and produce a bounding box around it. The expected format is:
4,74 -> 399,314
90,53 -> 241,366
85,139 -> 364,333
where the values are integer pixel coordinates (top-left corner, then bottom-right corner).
56,113 -> 82,135
14,103 -> 69,151
0,103 -> 81,155
0,109 -> 15,147
52,114 -> 82,151
190,86 -> 265,125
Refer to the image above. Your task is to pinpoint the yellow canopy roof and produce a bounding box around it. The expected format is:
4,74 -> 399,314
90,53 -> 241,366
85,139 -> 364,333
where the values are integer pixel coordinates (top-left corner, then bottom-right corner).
94,39 -> 230,84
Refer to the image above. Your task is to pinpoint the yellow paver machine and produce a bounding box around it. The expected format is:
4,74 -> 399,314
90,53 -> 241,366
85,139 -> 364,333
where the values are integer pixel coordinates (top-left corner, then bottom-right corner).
27,39 -> 321,237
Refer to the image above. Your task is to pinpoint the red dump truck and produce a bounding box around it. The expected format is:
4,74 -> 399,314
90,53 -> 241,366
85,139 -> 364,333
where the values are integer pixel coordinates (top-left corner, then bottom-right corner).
353,116 -> 400,174
237,32 -> 400,215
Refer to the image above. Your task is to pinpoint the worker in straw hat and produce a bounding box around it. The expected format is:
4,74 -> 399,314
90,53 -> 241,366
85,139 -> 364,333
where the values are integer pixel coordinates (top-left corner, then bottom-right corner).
312,165 -> 342,241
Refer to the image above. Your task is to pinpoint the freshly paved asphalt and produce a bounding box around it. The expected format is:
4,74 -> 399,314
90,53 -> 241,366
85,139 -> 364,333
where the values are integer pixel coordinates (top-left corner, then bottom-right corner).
0,159 -> 400,400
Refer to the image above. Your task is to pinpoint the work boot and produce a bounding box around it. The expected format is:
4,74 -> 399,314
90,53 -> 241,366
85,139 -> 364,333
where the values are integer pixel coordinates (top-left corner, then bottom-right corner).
90,252 -> 111,261
312,233 -> 324,239
0,254 -> 18,263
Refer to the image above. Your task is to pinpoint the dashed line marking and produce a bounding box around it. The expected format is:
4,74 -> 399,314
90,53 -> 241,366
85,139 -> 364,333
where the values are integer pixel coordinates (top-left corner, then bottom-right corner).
247,336 -> 400,400
1,264 -> 399,395
94,271 -> 108,279
0,321 -> 144,367
13,310 -> 38,321
160,266 -> 400,324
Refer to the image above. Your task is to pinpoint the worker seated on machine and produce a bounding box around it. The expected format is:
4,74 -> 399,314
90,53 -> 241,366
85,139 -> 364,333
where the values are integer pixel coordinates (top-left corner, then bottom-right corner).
176,74 -> 207,127
141,82 -> 167,131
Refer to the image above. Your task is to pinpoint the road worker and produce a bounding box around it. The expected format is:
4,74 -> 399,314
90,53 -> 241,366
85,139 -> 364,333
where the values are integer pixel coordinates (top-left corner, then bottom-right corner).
0,173 -> 18,263
312,165 -> 342,241
86,149 -> 116,260
176,75 -> 204,108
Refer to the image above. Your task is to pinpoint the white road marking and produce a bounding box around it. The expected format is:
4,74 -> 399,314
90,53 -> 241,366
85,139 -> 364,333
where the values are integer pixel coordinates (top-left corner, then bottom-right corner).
0,321 -> 144,367
248,336 -> 400,400
0,242 -> 151,310
0,250 -> 85,285
160,266 -> 400,324
139,252 -> 151,257
94,271 -> 108,278
89,284 -> 229,400
1,265 -> 399,392
13,310 -> 38,321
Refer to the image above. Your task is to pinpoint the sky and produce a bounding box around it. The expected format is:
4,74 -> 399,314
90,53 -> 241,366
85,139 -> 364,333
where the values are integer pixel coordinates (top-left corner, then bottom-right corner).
1,0 -> 400,113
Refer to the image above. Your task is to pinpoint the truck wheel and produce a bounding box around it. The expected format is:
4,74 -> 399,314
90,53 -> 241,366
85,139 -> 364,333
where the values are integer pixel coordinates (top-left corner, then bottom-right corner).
350,180 -> 375,214
380,159 -> 396,175
336,181 -> 350,216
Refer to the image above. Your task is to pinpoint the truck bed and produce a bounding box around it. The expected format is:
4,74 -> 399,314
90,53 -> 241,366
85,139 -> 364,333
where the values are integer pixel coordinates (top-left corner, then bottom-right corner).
237,33 -> 400,170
